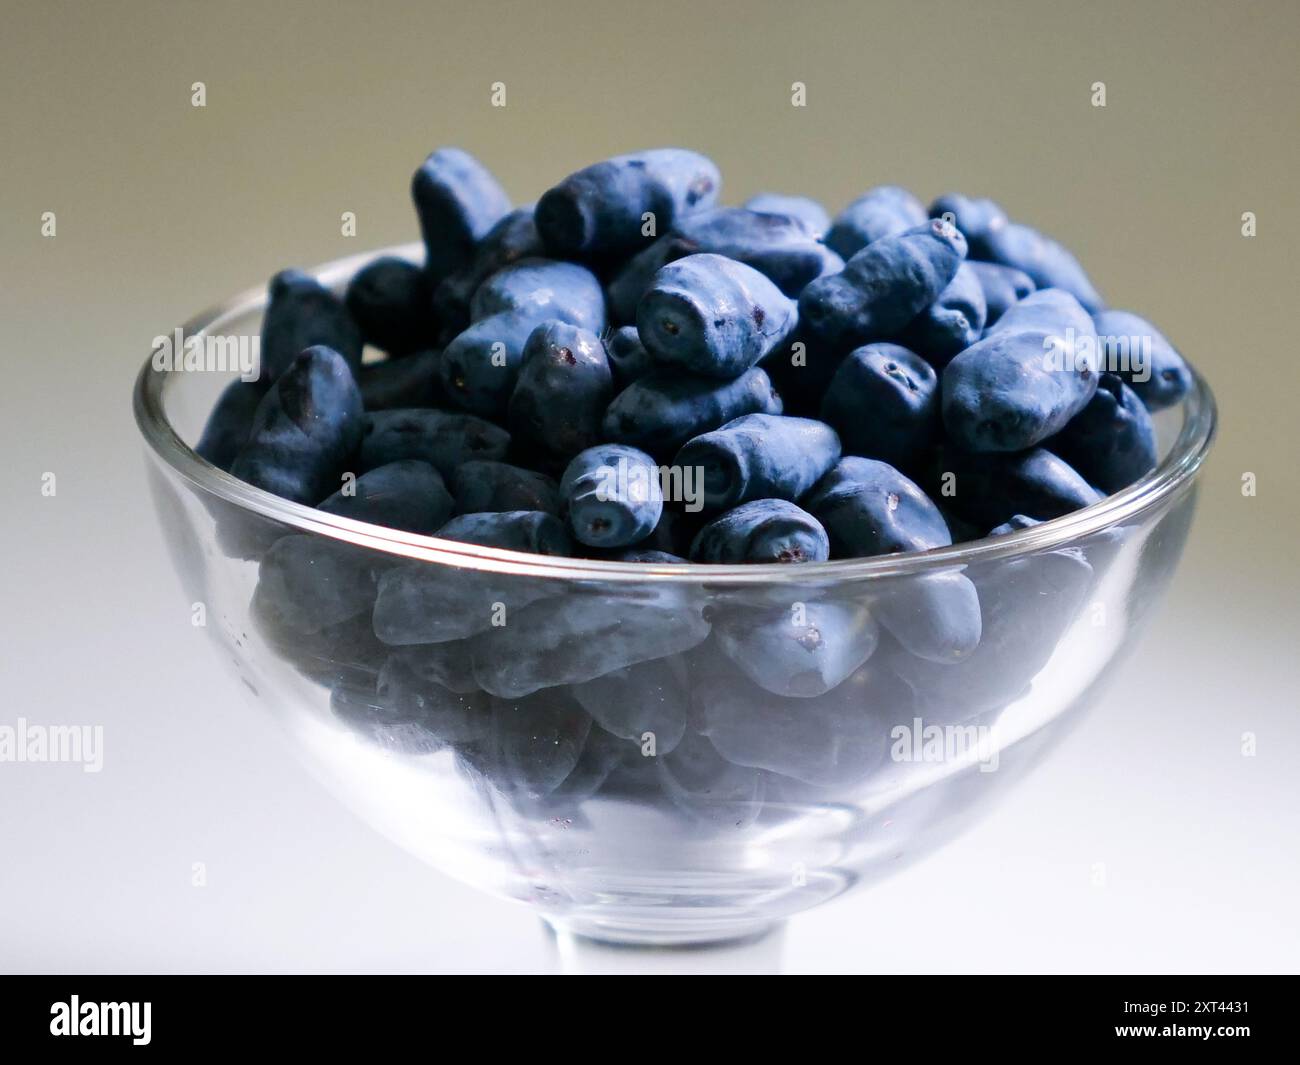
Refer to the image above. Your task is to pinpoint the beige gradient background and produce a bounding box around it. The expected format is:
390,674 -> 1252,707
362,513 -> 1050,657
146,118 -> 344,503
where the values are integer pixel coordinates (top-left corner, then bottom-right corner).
1,0 -> 1297,972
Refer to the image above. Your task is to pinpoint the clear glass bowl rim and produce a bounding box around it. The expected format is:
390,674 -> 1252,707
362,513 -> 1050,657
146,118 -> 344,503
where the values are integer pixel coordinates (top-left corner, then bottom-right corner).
132,242 -> 1218,585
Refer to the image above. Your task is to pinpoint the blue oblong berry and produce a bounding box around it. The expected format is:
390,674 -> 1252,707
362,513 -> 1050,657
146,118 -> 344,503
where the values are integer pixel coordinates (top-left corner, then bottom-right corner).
694,650 -> 906,789
560,444 -> 665,548
743,193 -> 831,236
713,598 -> 880,697
357,349 -> 442,410
871,571 -> 982,664
258,605 -> 387,689
375,659 -> 489,749
441,260 -> 605,417
357,408 -> 510,478
803,456 -> 951,558
943,289 -> 1100,452
230,345 -> 363,505
549,720 -> 643,804
373,564 -> 555,645
1045,372 -> 1157,493
674,413 -> 841,510
607,207 -> 842,322
469,587 -> 710,697
344,256 -> 434,356
468,258 -> 604,325
317,459 -> 454,535
435,510 -> 573,555
799,219 -> 967,349
758,326 -> 842,418
927,193 -> 1008,257
432,206 -> 541,340
535,148 -> 721,263
253,535 -> 383,636
976,220 -> 1104,313
508,320 -> 613,462
900,261 -> 987,366
892,550 -> 1093,720
936,446 -> 1102,528
388,643 -> 480,696
821,343 -> 938,469
450,460 -> 561,515
637,253 -> 798,379
196,378 -> 269,471
604,325 -> 654,388
438,309 -> 541,417
986,286 -> 1094,339
1091,309 -> 1192,411
658,729 -> 766,826
603,366 -> 782,459
968,261 -> 1035,326
261,269 -> 363,380
410,147 -> 512,285
689,498 -> 829,564
572,658 -> 689,754
462,693 -> 592,795
825,185 -> 928,260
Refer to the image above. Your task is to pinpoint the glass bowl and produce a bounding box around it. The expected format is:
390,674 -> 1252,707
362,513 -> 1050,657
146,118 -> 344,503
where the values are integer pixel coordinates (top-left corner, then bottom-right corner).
133,243 -> 1216,947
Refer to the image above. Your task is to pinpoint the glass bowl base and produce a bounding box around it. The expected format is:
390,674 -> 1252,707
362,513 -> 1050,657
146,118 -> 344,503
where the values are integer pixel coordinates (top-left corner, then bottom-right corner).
545,911 -> 783,948
543,916 -> 787,972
